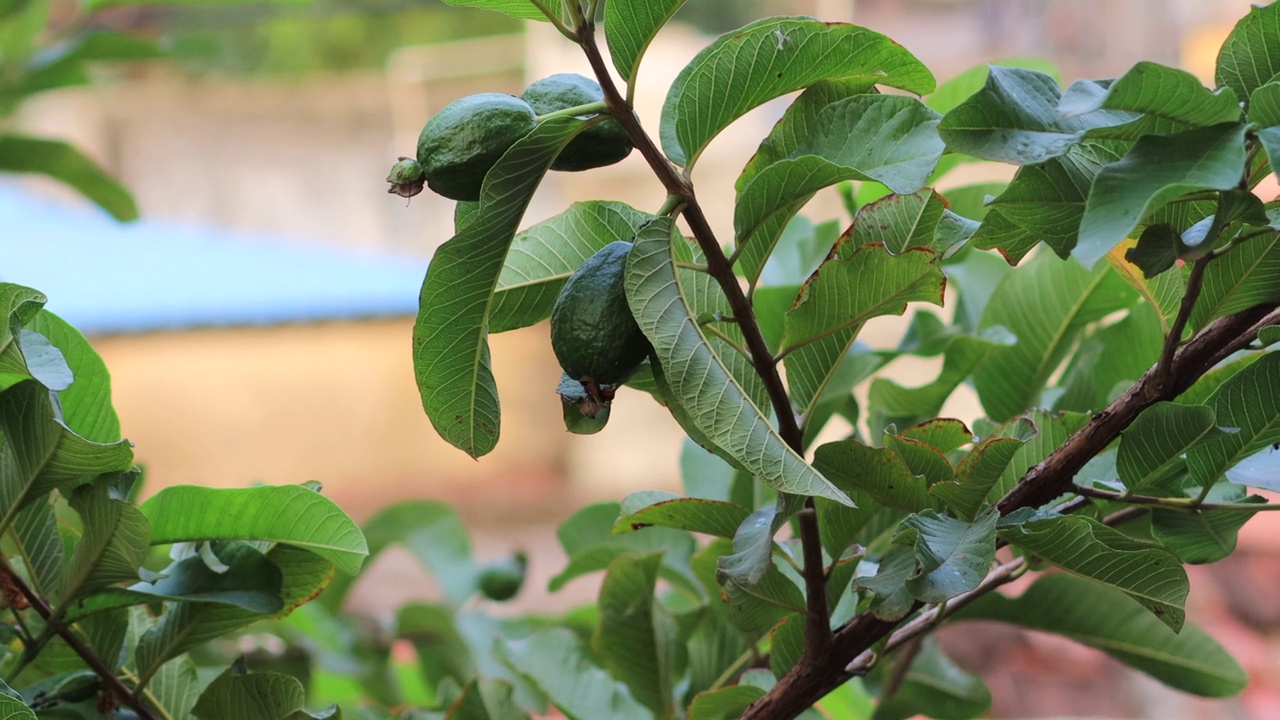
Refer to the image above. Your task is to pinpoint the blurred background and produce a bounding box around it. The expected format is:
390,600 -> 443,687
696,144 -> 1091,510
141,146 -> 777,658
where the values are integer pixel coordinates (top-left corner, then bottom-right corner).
3,0 -> 1277,717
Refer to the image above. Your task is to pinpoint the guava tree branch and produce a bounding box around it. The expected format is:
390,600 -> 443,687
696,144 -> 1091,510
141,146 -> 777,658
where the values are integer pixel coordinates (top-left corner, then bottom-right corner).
575,21 -> 833,652
741,301 -> 1280,720
0,558 -> 158,720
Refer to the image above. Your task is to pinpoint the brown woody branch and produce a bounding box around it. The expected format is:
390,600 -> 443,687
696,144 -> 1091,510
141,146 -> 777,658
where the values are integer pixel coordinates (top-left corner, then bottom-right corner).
576,22 -> 833,653
0,559 -> 158,720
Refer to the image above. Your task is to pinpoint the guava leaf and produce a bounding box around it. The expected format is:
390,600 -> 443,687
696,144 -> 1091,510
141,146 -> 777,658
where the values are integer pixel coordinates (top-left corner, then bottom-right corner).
734,96 -> 944,281
724,565 -> 805,632
61,477 -> 151,603
1187,353 -> 1280,488
1059,61 -> 1241,140
604,0 -> 685,86
192,666 -> 307,720
938,66 -> 1110,165
1216,2 -> 1280,104
0,380 -> 133,526
141,484 -> 367,576
134,545 -> 335,687
998,515 -> 1188,630
1152,488 -> 1263,565
0,284 -> 46,354
490,201 -> 652,332
625,218 -> 850,504
969,140 -> 1127,263
439,0 -> 564,22
687,686 -> 764,720
868,331 -> 1009,432
146,656 -> 201,720
1054,303 -> 1164,413
973,252 -> 1134,421
734,81 -> 874,286
550,502 -> 698,594
1073,123 -> 1248,268
899,510 -> 997,603
1189,230 -> 1280,331
782,244 -> 945,418
931,419 -> 1034,520
873,637 -> 991,720
413,115 -> 585,458
612,491 -> 749,538
0,134 -> 137,221
1116,402 -> 1223,493
814,439 -> 935,512
498,628 -> 650,720
595,552 -> 677,718
27,311 -> 119,442
848,189 -> 954,256
717,504 -> 785,587
12,497 -> 63,599
684,608 -> 752,703
660,16 -> 934,168
444,677 -> 529,720
955,574 -> 1245,696
0,685 -> 34,720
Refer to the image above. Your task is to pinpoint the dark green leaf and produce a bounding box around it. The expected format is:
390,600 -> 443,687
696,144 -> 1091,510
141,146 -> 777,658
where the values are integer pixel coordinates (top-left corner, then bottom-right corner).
1189,231 -> 1280,331
724,564 -> 805,632
1054,302 -> 1164,413
0,135 -> 136,221
413,116 -> 584,458
1117,402 -> 1224,492
931,417 -> 1035,520
660,17 -> 934,167
446,677 -> 528,720
687,685 -> 764,720
1074,123 -> 1248,268
898,510 -> 997,603
969,140 -> 1127,262
956,574 -> 1245,696
734,97 -> 944,280
550,502 -> 697,594
12,497 -> 62,598
999,515 -> 1188,629
626,218 -> 849,503
938,66 -> 1110,164
1152,490 -> 1263,564
61,477 -> 151,602
141,484 -> 367,576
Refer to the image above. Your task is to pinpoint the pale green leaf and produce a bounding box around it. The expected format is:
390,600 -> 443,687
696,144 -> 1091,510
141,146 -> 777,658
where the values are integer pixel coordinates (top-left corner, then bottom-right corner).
1216,2 -> 1280,104
144,656 -> 201,720
192,666 -> 306,720
594,553 -> 677,718
1152,490 -> 1263,564
814,439 -> 935,512
0,135 -> 136,221
899,510 -> 997,603
27,311 -> 119,442
62,477 -> 151,602
490,202 -> 652,332
973,252 -> 1134,421
1074,123 -> 1248,268
141,484 -> 367,576
604,0 -> 685,85
1187,352 -> 1280,487
625,218 -> 849,503
438,0 -> 563,22
783,244 -> 945,417
498,628 -> 651,720
999,515 -> 1188,630
1059,62 -> 1241,140
446,677 -> 529,720
660,17 -> 934,168
613,491 -> 749,538
687,686 -> 763,720
956,574 -> 1245,696
413,116 -> 584,458
11,497 -> 62,599
1053,303 -> 1164,413
550,502 -> 697,594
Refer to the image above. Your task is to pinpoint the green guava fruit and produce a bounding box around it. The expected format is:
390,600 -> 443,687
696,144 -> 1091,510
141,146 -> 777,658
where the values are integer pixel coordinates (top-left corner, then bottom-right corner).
522,73 -> 633,171
478,552 -> 527,602
416,93 -> 537,201
551,241 -> 652,385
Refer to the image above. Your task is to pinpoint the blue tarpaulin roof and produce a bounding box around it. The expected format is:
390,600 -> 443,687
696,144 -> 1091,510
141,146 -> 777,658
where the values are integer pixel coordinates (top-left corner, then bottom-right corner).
2,187 -> 426,335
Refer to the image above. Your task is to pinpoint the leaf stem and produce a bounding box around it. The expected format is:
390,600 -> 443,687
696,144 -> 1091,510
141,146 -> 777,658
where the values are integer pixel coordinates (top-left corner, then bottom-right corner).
0,557 -> 158,720
535,100 -> 609,122
1073,483 -> 1272,511
700,324 -> 753,363
710,647 -> 759,692
533,0 -> 578,41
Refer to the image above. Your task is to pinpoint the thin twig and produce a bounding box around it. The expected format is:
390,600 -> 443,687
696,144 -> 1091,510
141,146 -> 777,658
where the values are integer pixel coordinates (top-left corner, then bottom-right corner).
0,559 -> 157,720
1074,483 -> 1276,511
1155,256 -> 1212,385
